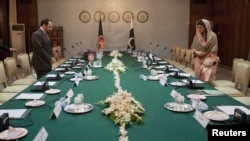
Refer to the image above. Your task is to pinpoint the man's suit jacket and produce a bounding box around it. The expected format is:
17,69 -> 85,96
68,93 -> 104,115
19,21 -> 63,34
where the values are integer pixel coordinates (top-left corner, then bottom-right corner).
0,44 -> 10,51
31,28 -> 53,71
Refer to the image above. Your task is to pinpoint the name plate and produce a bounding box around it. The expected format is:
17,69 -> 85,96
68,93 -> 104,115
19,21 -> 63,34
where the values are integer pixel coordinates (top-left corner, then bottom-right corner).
33,127 -> 48,141
193,110 -> 210,128
170,89 -> 179,99
66,89 -> 74,98
159,78 -> 166,86
50,103 -> 62,119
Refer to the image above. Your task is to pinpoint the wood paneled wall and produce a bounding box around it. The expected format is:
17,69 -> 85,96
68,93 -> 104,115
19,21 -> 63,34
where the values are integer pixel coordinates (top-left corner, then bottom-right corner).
16,0 -> 38,53
189,0 -> 250,67
0,0 -> 10,60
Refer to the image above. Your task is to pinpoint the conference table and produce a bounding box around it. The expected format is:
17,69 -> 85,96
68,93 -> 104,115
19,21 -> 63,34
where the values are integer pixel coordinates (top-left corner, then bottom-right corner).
0,51 -> 246,141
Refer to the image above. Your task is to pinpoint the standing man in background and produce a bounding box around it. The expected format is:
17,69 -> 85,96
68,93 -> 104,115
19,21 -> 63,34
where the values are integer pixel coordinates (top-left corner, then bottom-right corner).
31,18 -> 55,79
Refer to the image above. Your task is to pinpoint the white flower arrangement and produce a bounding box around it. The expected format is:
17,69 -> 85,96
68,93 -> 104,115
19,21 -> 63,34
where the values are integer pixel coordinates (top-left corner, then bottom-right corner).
100,89 -> 145,125
109,50 -> 123,58
101,51 -> 145,141
104,57 -> 126,73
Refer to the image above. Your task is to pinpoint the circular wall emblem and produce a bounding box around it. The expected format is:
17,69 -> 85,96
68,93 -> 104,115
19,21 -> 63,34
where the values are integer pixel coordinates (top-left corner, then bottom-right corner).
108,11 -> 120,23
137,11 -> 149,23
94,11 -> 105,22
79,11 -> 91,23
122,11 -> 134,23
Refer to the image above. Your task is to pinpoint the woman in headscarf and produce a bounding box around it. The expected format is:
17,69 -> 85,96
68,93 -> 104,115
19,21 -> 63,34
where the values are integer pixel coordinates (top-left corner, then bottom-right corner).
191,19 -> 219,82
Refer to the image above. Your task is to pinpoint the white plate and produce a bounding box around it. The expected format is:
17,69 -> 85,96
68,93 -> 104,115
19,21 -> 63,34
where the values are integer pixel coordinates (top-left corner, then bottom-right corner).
203,110 -> 229,121
45,89 -> 61,94
25,100 -> 45,107
65,71 -> 75,75
0,127 -> 28,140
64,103 -> 94,114
70,78 -> 83,81
170,81 -> 186,86
82,75 -> 99,80
187,94 -> 206,100
164,102 -> 194,112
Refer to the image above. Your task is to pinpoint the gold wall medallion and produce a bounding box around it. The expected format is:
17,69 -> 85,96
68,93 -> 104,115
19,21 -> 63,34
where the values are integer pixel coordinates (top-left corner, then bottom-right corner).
108,11 -> 120,23
123,11 -> 134,23
137,11 -> 149,23
94,11 -> 105,22
79,11 -> 91,23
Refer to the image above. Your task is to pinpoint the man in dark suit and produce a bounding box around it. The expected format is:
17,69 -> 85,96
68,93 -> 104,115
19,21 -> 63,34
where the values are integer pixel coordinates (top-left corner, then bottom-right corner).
0,38 -> 17,52
31,18 -> 55,80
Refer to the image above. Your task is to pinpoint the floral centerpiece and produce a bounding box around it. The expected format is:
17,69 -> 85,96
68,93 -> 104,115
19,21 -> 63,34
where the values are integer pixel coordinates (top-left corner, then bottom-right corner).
100,50 -> 145,141
104,50 -> 126,73
109,50 -> 123,58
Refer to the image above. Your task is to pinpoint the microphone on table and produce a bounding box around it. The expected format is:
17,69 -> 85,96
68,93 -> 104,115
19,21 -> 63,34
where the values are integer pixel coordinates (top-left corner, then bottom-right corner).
72,45 -> 80,54
149,44 -> 160,54
157,47 -> 167,58
63,47 -> 74,58
75,43 -> 84,54
79,42 -> 89,51
143,42 -> 153,53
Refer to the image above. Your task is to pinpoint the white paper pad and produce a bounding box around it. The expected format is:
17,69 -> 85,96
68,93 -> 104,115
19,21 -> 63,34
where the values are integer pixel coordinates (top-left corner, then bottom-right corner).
216,105 -> 250,115
0,109 -> 28,118
34,81 -> 57,86
15,93 -> 45,100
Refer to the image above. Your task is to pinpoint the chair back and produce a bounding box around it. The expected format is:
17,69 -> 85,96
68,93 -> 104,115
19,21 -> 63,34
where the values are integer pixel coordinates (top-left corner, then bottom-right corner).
3,57 -> 18,84
29,52 -> 33,63
179,48 -> 186,64
234,60 -> 250,96
184,49 -> 193,67
0,61 -> 8,87
174,46 -> 181,62
17,53 -> 32,76
53,46 -> 63,61
170,45 -> 177,60
232,58 -> 244,82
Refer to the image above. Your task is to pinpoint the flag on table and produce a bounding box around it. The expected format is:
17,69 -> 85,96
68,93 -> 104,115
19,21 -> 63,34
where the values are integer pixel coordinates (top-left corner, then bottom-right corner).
127,17 -> 136,52
97,18 -> 104,51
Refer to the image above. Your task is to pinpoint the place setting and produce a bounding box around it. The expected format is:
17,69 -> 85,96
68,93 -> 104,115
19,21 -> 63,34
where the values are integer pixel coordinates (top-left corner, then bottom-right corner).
64,93 -> 94,114
164,90 -> 194,113
82,68 -> 100,80
146,69 -> 166,81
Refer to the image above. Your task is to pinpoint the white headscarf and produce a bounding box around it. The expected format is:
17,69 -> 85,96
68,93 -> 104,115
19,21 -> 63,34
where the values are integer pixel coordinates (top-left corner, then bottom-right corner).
201,19 -> 213,43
